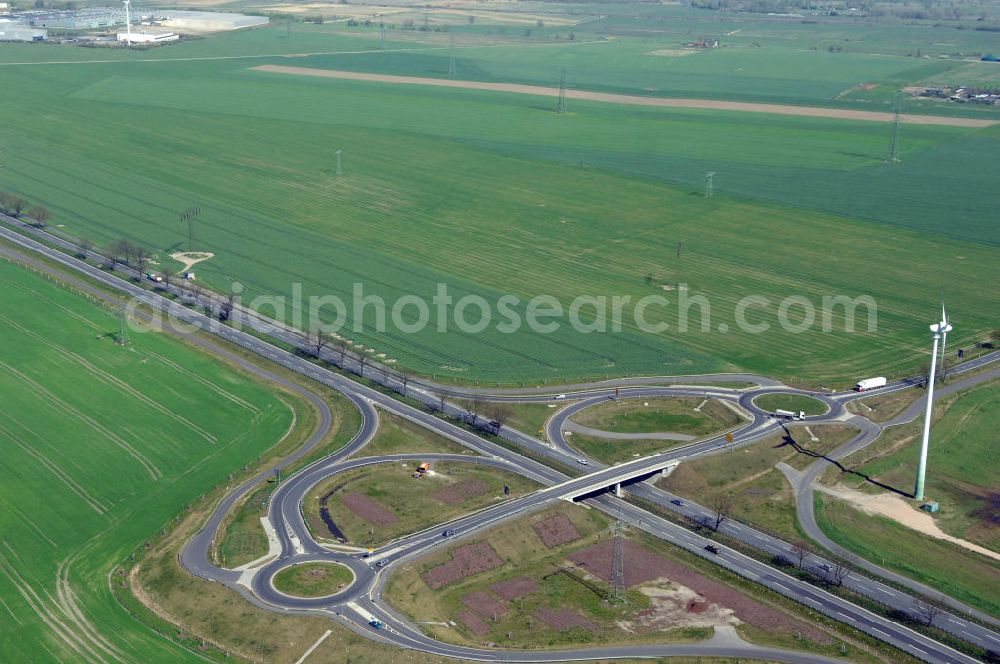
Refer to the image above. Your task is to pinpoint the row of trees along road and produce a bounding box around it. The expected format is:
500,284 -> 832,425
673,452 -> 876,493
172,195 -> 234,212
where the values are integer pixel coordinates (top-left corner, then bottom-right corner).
0,191 -> 49,226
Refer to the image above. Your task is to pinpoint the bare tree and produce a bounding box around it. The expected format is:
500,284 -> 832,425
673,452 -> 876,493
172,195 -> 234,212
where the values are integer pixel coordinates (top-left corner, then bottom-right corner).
829,562 -> 849,588
220,292 -> 235,321
27,205 -> 49,227
397,372 -> 409,396
432,392 -> 447,412
309,328 -> 329,358
10,196 -> 27,218
912,599 -> 942,627
488,404 -> 513,433
465,399 -> 485,428
134,246 -> 150,280
331,342 -> 347,367
711,494 -> 732,531
78,237 -> 93,260
792,540 -> 810,570
161,268 -> 173,290
357,353 -> 368,377
0,192 -> 9,213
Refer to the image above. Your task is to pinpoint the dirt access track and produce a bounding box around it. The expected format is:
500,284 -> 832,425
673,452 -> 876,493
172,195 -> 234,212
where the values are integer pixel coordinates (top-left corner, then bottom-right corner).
252,65 -> 997,128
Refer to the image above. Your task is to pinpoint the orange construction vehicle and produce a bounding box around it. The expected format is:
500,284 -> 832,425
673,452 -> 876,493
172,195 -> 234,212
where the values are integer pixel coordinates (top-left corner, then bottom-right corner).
412,462 -> 430,478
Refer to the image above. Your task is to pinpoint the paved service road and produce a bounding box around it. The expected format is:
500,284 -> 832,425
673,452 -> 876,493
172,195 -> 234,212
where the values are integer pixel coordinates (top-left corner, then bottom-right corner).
2,217 -> 997,663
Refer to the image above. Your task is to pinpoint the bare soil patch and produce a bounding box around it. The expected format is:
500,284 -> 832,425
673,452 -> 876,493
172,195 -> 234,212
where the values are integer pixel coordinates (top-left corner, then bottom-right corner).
534,607 -> 596,632
818,484 -> 1000,562
421,542 -> 503,590
341,492 -> 398,526
532,513 -> 581,548
620,582 -> 738,633
432,479 -> 490,506
646,49 -> 699,57
457,610 -> 490,635
569,540 -> 828,641
169,251 -> 214,273
490,576 -> 539,600
461,590 -> 509,619
251,65 -> 997,128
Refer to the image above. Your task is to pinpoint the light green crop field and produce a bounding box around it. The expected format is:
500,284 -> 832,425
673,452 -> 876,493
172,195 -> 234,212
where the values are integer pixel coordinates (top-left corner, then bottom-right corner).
1,20 -> 997,386
0,258 -> 297,663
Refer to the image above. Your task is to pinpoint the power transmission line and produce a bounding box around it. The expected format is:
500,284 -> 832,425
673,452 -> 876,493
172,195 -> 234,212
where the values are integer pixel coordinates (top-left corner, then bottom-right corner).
704,171 -> 715,198
448,34 -> 456,77
609,518 -> 627,605
886,97 -> 902,163
557,66 -> 567,115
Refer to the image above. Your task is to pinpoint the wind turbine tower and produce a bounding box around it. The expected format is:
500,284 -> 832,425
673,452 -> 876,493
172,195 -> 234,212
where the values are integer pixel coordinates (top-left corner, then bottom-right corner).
122,0 -> 132,46
914,305 -> 952,502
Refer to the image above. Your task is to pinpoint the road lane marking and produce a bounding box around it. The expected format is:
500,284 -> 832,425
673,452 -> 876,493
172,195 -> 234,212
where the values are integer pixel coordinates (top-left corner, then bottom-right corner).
294,629 -> 332,664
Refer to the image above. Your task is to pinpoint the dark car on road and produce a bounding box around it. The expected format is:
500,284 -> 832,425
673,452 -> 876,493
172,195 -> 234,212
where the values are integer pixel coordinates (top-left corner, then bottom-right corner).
704,544 -> 720,554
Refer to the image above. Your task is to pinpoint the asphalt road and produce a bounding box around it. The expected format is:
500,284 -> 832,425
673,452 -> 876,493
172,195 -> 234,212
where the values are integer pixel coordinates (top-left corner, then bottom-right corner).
1,217 -> 997,663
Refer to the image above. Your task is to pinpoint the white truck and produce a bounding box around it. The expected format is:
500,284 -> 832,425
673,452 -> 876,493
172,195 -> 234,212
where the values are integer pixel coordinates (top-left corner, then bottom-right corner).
854,376 -> 887,392
774,409 -> 805,421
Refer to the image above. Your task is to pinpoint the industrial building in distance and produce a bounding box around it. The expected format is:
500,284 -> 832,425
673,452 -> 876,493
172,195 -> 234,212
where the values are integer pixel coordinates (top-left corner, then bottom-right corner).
0,6 -> 267,42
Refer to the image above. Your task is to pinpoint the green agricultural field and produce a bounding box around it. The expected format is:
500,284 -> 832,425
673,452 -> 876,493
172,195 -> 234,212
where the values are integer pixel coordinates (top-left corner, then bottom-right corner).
1,21 -> 997,387
0,258 -> 302,663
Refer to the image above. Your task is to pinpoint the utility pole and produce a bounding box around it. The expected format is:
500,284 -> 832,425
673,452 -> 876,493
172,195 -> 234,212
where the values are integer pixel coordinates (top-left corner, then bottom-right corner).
674,241 -> 684,290
704,171 -> 715,198
609,518 -> 627,605
557,66 -> 567,115
117,304 -> 130,346
448,33 -> 457,77
380,24 -> 386,51
181,206 -> 201,252
886,97 -> 902,163
914,306 -> 952,501
335,150 -> 343,176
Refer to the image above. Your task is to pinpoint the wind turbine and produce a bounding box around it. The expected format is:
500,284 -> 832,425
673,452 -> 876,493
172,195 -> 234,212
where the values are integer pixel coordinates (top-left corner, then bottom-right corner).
914,305 -> 952,502
937,302 -> 950,378
122,0 -> 132,46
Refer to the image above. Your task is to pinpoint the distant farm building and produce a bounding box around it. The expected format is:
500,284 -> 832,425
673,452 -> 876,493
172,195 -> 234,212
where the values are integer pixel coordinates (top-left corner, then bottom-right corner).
685,38 -> 719,49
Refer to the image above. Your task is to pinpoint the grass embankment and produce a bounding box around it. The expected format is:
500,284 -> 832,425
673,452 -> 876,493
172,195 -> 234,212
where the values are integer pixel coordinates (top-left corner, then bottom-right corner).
660,424 -> 861,541
752,394 -> 829,416
304,461 -> 539,547
455,398 -> 560,439
358,410 -> 473,457
384,504 -> 892,661
816,380 -> 1000,617
815,496 -> 1000,619
273,562 -> 354,598
567,398 -> 742,465
0,257 -> 298,663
